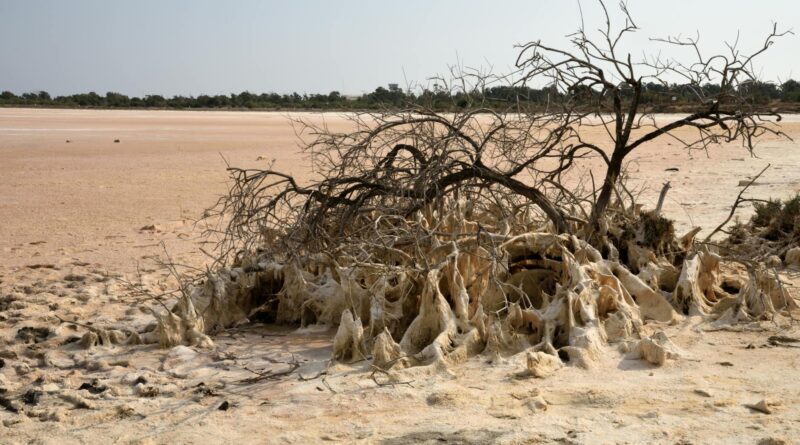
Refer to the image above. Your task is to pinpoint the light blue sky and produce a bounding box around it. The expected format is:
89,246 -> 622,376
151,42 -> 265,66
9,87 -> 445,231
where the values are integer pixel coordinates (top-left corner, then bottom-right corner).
1,1 -> 798,96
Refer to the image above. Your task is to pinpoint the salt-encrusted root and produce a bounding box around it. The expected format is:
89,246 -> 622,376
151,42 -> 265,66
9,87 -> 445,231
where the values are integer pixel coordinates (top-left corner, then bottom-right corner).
332,310 -> 368,363
131,198 -> 797,378
526,351 -> 563,377
626,331 -> 681,366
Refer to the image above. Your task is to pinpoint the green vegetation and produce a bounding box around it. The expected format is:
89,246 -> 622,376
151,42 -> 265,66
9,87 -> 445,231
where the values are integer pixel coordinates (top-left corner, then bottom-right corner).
752,194 -> 800,241
2,79 -> 800,111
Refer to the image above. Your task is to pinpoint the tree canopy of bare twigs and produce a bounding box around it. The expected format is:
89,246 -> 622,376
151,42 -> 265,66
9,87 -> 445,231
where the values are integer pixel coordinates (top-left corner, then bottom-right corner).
514,1 -> 791,225
214,1 -> 790,263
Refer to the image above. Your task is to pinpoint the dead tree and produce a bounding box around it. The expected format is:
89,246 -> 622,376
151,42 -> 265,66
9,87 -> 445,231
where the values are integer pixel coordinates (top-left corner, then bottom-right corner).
220,109 -> 579,257
514,1 -> 790,227
216,1 -> 790,260
122,1 -> 797,373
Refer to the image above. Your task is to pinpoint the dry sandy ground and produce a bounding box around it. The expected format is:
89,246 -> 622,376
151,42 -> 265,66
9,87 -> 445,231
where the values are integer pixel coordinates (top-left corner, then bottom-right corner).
1,108 -> 799,444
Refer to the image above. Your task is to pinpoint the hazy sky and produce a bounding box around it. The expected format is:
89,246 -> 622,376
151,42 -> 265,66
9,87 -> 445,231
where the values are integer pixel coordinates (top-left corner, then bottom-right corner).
1,1 -> 798,97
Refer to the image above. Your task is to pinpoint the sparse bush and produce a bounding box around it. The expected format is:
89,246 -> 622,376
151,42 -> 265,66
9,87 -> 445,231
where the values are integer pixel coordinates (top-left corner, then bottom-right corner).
753,195 -> 800,240
752,199 -> 783,228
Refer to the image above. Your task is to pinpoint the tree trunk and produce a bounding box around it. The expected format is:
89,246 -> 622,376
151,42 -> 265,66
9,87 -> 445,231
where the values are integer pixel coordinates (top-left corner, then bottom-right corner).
591,153 -> 624,226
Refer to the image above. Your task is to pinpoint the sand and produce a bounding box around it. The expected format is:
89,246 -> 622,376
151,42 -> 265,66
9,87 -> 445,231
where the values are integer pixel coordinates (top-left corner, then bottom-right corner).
1,108 -> 799,444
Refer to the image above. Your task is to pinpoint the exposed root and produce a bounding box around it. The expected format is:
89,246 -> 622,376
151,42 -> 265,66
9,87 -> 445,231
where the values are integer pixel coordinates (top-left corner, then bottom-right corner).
122,194 -> 797,381
110,104 -> 796,375
332,310 -> 367,363
626,331 -> 681,366
525,351 -> 563,377
148,293 -> 213,348
785,247 -> 800,268
372,328 -> 402,369
673,249 -> 722,316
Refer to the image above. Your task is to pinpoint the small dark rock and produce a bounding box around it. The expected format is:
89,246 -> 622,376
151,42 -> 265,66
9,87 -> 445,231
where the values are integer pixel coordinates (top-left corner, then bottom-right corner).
768,335 -> 800,347
134,376 -> 148,385
0,358 -> 4,369
79,380 -> 108,394
136,385 -> 160,398
758,437 -> 788,445
113,139 -> 120,143
16,326 -> 51,344
194,382 -> 217,397
22,390 -> 42,406
218,400 -> 230,411
0,396 -> 20,413
0,294 -> 19,311
665,167 -> 679,172
61,336 -> 81,345
0,350 -> 17,359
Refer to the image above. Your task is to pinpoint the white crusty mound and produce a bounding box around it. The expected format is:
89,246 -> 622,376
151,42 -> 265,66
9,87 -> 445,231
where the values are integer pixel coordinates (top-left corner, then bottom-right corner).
135,199 -> 797,377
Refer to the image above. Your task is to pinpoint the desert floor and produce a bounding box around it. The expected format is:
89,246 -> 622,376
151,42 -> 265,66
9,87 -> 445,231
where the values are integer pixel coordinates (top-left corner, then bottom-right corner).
0,108 -> 799,444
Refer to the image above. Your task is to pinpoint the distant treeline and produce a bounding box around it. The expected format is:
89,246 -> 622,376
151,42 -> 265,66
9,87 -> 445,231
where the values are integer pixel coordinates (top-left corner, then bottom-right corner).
2,80 -> 800,111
